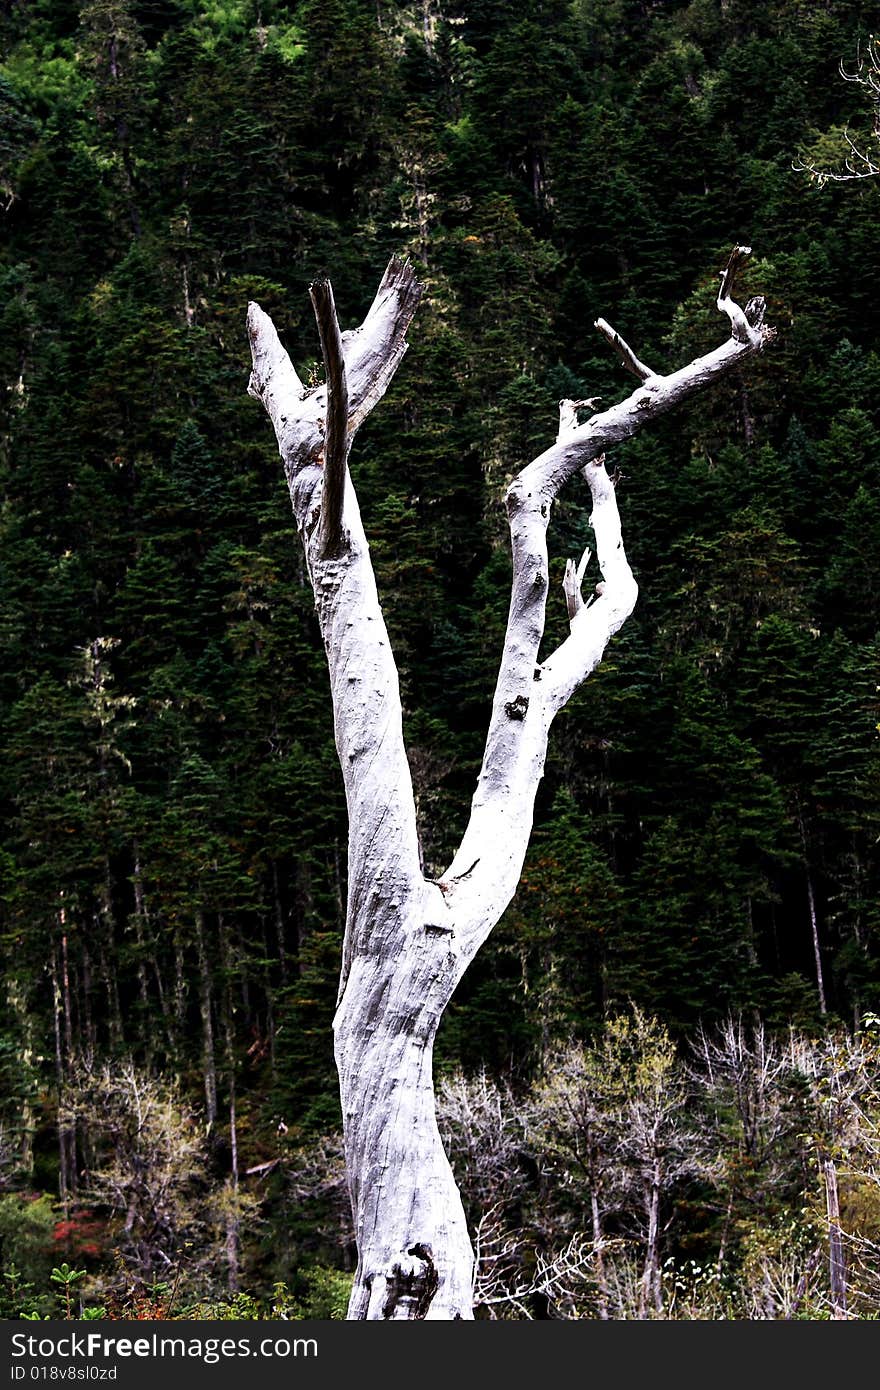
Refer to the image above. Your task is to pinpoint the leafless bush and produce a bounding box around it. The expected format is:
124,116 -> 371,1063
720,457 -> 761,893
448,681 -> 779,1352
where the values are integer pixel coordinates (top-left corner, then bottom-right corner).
61,1058 -> 258,1298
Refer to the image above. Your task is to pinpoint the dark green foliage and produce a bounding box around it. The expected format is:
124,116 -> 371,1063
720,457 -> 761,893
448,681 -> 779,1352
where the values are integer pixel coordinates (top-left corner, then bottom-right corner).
1,0 -> 879,1303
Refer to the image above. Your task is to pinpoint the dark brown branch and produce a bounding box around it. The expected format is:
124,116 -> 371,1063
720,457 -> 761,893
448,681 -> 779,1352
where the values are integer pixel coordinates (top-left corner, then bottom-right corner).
594,318 -> 655,380
310,276 -> 350,557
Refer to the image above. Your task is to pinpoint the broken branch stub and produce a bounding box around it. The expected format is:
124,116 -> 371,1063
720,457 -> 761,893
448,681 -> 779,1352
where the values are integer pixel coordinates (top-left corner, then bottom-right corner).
593,318 -> 655,381
309,276 -> 349,557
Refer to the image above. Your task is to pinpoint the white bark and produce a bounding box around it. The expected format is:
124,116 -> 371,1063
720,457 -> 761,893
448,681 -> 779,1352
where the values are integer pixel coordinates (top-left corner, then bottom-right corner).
823,1154 -> 848,1319
247,247 -> 772,1319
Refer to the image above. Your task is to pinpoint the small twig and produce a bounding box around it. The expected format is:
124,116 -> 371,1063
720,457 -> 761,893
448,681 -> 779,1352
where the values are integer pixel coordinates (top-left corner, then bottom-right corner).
309,276 -> 349,557
594,319 -> 655,380
245,1157 -> 281,1178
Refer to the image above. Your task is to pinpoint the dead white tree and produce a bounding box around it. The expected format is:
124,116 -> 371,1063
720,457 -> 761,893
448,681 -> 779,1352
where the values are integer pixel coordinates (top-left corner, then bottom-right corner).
247,246 -> 773,1319
689,1015 -> 798,1277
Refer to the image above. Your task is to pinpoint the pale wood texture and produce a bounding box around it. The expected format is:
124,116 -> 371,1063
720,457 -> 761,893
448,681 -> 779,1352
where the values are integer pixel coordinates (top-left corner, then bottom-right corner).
247,249 -> 772,1319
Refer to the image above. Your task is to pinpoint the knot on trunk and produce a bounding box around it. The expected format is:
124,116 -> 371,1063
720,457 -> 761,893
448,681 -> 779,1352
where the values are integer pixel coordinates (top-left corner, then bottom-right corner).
504,694 -> 529,720
380,1244 -> 439,1319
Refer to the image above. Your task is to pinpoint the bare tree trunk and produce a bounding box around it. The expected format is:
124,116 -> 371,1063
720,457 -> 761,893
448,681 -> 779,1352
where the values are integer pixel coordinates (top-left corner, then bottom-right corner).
248,249 -> 771,1319
49,943 -> 75,1210
194,908 -> 217,1131
797,809 -> 827,1015
219,913 -> 240,1294
639,1163 -> 662,1318
823,1155 -> 848,1319
58,920 -> 80,1197
130,848 -> 157,1062
80,937 -> 96,1056
806,867 -> 827,1016
99,862 -> 124,1049
271,860 -> 289,984
337,976 -> 474,1318
5,979 -> 36,1173
590,1185 -> 610,1319
172,929 -> 186,1040
60,920 -> 74,1063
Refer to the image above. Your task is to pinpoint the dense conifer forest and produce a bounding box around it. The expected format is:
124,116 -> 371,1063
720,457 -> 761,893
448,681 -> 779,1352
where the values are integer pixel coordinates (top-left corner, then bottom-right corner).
1,0 -> 879,1318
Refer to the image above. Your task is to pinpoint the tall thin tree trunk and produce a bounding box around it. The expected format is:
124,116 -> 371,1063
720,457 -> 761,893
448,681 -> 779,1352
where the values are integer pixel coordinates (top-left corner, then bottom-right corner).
271,860 -> 289,983
181,213 -> 194,327
806,867 -> 827,1016
171,928 -> 187,1047
823,1155 -> 848,1319
130,849 -> 155,1062
219,913 -> 240,1293
49,944 -> 75,1210
133,846 -> 175,1053
797,810 -> 826,1015
60,921 -> 73,1063
195,908 -> 217,1130
5,979 -> 36,1174
639,1163 -> 662,1318
99,862 -> 124,1048
80,938 -> 96,1056
589,1180 -> 609,1320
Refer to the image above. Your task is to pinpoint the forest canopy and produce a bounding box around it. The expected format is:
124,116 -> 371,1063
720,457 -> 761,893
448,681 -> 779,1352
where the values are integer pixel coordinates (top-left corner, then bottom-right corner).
1,0 -> 879,1319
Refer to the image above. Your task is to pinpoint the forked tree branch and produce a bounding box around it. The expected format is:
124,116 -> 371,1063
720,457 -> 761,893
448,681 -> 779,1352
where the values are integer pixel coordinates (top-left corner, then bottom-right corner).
248,255 -> 423,520
717,245 -> 764,344
344,257 -> 424,431
442,246 -> 773,953
250,247 -> 771,977
248,257 -> 426,999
